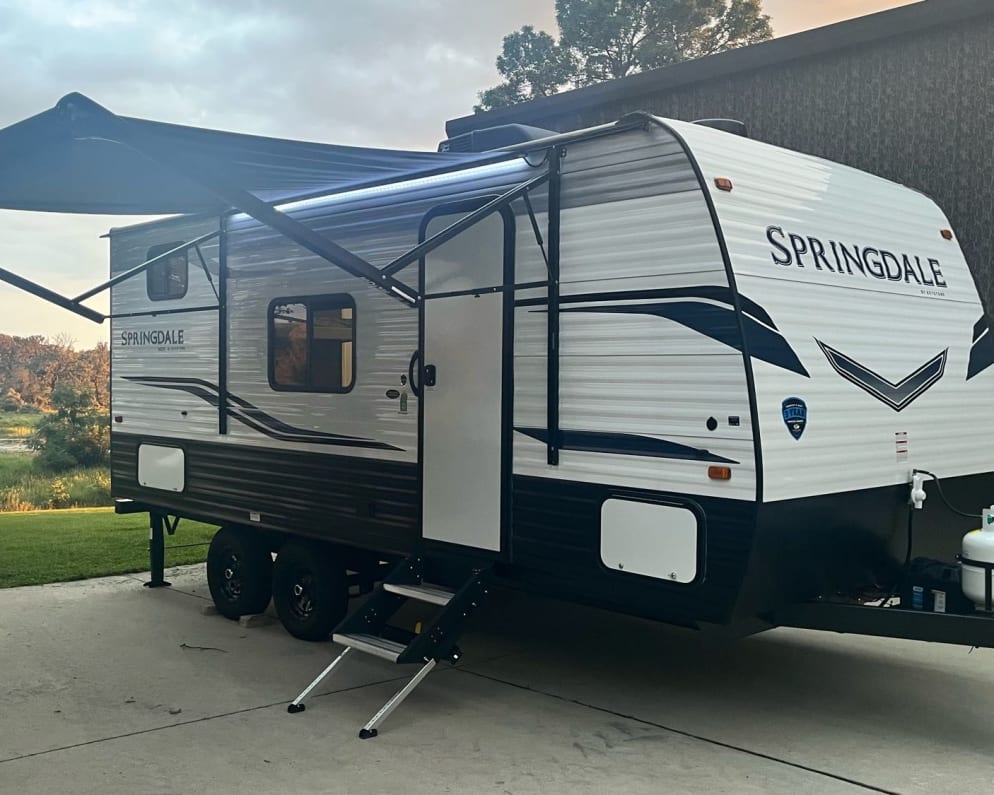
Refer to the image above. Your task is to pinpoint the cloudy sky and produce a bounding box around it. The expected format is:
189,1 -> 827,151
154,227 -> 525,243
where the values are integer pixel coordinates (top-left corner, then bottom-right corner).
0,0 -> 918,348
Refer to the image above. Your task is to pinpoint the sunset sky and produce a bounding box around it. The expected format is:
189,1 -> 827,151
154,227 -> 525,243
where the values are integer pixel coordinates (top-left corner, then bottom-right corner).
0,0 -> 921,347
764,1 -> 918,36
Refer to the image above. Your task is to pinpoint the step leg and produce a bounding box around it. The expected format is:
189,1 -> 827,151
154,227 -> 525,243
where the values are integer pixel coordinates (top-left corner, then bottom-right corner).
358,658 -> 436,739
287,646 -> 352,714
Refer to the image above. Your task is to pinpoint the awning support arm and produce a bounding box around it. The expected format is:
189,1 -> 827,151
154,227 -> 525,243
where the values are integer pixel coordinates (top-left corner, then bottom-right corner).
73,230 -> 219,303
521,190 -> 549,272
193,243 -> 219,302
0,229 -> 224,324
546,147 -> 563,467
30,95 -> 557,316
380,171 -> 550,278
63,95 -> 419,307
0,267 -> 105,323
189,178 -> 419,307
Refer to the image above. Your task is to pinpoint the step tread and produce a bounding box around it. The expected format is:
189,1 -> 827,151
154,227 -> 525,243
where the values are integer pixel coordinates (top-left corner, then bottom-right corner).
383,582 -> 455,606
333,633 -> 405,662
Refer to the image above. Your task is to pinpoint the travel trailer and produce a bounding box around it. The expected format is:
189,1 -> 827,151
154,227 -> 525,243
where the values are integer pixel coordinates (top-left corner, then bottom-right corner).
3,93 -> 994,738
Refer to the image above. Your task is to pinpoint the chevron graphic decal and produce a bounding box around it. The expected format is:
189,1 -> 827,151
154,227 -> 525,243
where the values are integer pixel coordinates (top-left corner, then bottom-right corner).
816,341 -> 947,412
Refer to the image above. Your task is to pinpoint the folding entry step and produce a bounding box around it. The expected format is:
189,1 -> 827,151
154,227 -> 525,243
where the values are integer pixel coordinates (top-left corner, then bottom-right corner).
287,552 -> 491,739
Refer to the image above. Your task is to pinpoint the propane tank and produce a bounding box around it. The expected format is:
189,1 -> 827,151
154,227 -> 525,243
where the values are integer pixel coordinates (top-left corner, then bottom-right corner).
961,507 -> 994,611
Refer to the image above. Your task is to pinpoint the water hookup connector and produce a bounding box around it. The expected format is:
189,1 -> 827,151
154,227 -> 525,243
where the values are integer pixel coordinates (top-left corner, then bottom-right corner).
909,471 -> 927,510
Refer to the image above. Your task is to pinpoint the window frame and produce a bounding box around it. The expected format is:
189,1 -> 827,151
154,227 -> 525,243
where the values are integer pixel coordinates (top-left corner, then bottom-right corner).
267,293 -> 357,395
145,242 -> 189,302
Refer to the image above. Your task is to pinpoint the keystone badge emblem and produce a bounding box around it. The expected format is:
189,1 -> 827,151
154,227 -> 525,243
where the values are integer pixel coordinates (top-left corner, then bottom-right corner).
782,397 -> 807,441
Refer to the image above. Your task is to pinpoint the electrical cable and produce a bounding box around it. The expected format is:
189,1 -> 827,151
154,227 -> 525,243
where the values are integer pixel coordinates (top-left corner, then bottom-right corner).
878,506 -> 914,608
523,150 -> 550,169
914,469 -> 983,519
879,470 -> 982,608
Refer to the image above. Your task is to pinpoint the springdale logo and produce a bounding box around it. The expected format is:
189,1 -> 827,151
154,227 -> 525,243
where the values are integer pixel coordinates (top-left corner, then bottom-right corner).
767,226 -> 948,297
120,329 -> 186,351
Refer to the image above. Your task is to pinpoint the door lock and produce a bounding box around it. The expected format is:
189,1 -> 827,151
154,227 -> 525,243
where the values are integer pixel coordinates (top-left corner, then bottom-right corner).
424,364 -> 438,387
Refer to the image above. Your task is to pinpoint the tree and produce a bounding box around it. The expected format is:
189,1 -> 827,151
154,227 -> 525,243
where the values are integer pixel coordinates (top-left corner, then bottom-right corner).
477,26 -> 578,112
0,334 -> 108,413
476,0 -> 772,111
31,384 -> 110,472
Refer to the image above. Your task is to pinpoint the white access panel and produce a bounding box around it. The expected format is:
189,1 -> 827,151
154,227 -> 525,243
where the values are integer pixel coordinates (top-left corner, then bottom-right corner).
600,499 -> 699,583
422,291 -> 504,551
137,444 -> 185,492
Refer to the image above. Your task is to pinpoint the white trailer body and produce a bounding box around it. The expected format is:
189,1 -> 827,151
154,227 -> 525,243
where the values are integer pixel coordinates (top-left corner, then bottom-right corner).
106,116 -> 994,628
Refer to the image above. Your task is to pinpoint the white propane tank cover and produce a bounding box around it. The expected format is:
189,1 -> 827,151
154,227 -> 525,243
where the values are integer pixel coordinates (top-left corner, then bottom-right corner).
961,512 -> 994,610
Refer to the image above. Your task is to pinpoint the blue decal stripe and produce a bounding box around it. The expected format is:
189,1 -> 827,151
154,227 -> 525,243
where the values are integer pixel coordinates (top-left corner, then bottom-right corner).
515,427 -> 739,464
122,377 -> 403,450
968,317 -> 994,380
517,285 -> 778,330
556,301 -> 809,377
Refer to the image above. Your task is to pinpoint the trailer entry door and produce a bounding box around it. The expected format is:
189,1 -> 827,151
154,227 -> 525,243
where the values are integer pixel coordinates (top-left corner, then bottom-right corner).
420,206 -> 512,553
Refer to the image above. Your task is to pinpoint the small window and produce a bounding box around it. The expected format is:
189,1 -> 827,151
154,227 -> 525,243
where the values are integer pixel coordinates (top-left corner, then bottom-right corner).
269,295 -> 355,393
146,242 -> 188,301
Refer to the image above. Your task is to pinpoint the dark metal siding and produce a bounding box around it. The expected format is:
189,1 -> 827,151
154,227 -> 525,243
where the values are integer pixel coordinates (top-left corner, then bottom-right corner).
112,433 -> 420,555
511,475 -> 757,626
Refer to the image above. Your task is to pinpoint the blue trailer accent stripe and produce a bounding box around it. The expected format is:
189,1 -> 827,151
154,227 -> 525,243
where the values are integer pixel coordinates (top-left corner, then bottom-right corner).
968,318 -> 994,380
515,427 -> 739,464
553,299 -> 809,377
122,376 -> 403,450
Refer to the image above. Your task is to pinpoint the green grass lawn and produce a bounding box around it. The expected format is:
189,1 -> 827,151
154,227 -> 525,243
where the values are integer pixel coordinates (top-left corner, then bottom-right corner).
0,507 -> 216,588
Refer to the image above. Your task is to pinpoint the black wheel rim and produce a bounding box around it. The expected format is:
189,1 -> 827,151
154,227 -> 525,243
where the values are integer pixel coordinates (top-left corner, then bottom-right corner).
220,551 -> 243,602
288,567 -> 316,621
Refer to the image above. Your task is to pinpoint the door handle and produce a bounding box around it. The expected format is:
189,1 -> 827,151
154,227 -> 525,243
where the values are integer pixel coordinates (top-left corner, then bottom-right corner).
408,350 -> 421,397
424,364 -> 437,388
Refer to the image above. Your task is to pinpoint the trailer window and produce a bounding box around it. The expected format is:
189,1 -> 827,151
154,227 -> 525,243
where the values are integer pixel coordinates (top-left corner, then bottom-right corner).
269,295 -> 355,393
146,242 -> 188,301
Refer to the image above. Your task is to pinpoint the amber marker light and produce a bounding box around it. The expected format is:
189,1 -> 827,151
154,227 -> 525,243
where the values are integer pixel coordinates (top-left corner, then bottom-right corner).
708,466 -> 732,481
714,177 -> 733,192
941,229 -> 954,240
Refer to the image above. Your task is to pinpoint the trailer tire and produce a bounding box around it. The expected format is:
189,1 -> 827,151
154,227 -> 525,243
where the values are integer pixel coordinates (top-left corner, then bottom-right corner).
206,526 -> 273,619
272,542 -> 348,642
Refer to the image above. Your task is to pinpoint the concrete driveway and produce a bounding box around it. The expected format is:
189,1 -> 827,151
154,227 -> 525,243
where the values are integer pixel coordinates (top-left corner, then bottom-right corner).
1,565 -> 993,794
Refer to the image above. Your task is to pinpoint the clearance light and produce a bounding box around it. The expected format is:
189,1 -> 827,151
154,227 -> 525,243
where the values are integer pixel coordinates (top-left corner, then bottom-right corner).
708,466 -> 732,481
941,229 -> 954,240
714,178 -> 734,192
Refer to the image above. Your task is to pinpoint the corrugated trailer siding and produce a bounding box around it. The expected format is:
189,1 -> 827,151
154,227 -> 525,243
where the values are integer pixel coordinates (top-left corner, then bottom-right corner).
513,125 -> 756,502
223,160 -> 536,464
110,217 -> 222,444
673,119 -> 994,502
112,434 -> 419,554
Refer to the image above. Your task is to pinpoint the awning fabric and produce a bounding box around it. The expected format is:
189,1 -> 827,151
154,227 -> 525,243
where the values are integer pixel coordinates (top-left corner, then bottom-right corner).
0,93 -> 495,215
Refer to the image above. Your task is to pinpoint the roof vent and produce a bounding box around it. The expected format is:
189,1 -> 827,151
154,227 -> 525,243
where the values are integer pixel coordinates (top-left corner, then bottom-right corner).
439,124 -> 556,153
693,119 -> 748,137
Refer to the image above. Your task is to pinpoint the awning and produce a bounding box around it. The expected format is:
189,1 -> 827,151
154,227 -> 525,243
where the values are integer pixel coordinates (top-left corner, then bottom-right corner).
0,92 -> 554,318
0,93 -> 495,215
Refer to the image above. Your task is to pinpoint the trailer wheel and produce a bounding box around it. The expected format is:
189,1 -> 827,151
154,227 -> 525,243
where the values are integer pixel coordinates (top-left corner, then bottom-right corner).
272,542 -> 348,642
206,526 -> 273,619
